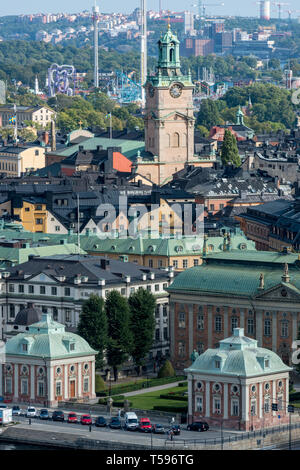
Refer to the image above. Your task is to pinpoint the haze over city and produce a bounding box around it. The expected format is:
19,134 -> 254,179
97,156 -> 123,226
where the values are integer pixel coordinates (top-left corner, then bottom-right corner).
1,0 -> 300,17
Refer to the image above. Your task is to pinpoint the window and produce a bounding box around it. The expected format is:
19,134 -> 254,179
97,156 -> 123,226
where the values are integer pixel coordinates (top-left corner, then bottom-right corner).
183,259 -> 188,269
163,305 -> 168,316
264,319 -> 271,336
35,218 -> 43,225
36,205 -> 42,210
148,259 -> 153,268
155,329 -> 160,341
130,287 -> 135,294
173,260 -> 178,269
278,396 -> 283,411
18,285 -> 24,293
247,318 -> 254,335
213,397 -> 221,413
22,343 -> 28,352
231,316 -> 238,332
197,342 -> 204,354
121,288 -> 126,295
53,307 -> 58,321
40,286 -> 45,294
51,287 -> 57,296
65,309 -> 71,322
194,259 -> 199,266
251,400 -> 256,416
155,284 -> 160,292
55,226 -> 60,232
264,398 -> 270,413
163,283 -> 168,290
215,316 -> 222,332
38,381 -> 45,397
196,396 -> 203,412
8,284 -> 14,293
70,343 -> 75,351
231,399 -> 239,416
147,285 -> 152,292
281,321 -> 288,338
5,377 -> 12,394
9,305 -> 15,318
163,327 -> 168,340
64,287 -> 71,297
210,204 -> 215,212
21,379 -> 28,395
56,381 -> 62,397
197,314 -> 204,330
83,377 -> 89,393
29,285 -> 34,294
179,312 -> 185,328
178,341 -> 185,356
215,360 -> 221,369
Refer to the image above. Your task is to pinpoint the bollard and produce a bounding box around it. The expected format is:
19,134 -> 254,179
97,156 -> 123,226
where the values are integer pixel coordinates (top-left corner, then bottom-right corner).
29,418 -> 31,425
89,424 -> 92,432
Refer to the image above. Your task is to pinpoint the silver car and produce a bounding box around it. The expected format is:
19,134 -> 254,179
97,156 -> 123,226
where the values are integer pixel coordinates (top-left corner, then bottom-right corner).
26,406 -> 37,418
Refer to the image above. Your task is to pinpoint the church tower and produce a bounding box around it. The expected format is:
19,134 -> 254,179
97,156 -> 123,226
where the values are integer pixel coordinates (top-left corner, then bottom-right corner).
142,26 -> 195,185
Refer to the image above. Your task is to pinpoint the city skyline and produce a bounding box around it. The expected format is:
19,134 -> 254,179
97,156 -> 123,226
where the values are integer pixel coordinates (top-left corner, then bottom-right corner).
1,0 -> 300,19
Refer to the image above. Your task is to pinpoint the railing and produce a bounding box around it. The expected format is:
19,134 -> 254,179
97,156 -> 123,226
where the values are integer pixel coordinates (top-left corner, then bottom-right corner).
163,421 -> 300,448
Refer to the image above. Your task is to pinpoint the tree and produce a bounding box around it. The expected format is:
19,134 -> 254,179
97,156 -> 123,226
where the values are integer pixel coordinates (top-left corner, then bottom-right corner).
95,375 -> 106,393
196,99 -> 222,130
158,360 -> 175,378
77,294 -> 107,369
128,288 -> 156,374
105,291 -> 133,381
221,130 -> 241,167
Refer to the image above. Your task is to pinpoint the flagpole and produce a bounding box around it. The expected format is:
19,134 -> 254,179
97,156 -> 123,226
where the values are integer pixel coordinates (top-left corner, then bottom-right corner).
14,104 -> 17,143
110,113 -> 112,140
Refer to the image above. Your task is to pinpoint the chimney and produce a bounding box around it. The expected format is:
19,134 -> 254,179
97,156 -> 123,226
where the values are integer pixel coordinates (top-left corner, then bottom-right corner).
51,120 -> 56,152
100,258 -> 110,270
43,131 -> 49,146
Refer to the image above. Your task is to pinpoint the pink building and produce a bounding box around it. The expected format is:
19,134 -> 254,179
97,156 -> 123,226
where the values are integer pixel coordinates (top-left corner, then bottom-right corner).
185,328 -> 291,430
0,314 -> 97,406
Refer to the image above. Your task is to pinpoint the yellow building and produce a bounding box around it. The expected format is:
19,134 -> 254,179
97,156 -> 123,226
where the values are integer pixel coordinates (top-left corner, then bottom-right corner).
13,200 -> 48,233
0,145 -> 46,177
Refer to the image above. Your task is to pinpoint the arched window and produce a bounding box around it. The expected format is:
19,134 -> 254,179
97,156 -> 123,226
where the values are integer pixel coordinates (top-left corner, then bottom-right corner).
170,47 -> 174,62
172,132 -> 179,147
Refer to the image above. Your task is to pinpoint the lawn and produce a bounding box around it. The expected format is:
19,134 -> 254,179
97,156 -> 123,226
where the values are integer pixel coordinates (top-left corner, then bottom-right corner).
128,385 -> 188,411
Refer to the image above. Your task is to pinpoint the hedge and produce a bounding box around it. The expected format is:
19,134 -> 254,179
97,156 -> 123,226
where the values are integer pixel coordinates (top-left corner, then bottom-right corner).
159,394 -> 188,401
96,376 -> 186,396
153,405 -> 188,413
113,400 -> 133,407
178,382 -> 188,387
289,392 -> 300,402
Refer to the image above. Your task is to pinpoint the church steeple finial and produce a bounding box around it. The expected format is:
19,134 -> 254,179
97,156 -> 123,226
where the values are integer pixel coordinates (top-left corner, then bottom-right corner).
282,263 -> 290,283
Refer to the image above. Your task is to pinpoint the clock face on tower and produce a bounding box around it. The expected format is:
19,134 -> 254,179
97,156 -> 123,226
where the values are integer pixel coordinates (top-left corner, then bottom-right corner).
169,83 -> 183,98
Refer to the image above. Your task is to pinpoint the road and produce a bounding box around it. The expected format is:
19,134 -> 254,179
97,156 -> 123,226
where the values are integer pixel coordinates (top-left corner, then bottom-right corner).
9,412 -> 236,448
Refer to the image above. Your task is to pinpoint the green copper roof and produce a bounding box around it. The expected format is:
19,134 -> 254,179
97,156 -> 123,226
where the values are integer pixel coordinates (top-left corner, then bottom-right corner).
47,137 -> 144,160
6,314 -> 97,359
168,251 -> 300,297
185,328 -> 292,378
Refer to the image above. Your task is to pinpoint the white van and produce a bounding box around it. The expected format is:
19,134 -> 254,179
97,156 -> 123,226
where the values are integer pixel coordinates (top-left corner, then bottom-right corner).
124,412 -> 138,431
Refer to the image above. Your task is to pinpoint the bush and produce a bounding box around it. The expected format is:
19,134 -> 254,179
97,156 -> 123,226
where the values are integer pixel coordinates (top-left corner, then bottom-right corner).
153,404 -> 188,413
157,360 -> 175,378
98,398 -> 107,405
95,375 -> 106,393
113,400 -> 132,407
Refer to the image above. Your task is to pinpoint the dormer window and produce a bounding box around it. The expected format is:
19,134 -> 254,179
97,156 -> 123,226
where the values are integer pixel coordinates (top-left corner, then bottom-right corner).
265,359 -> 270,368
215,360 -> 221,369
22,343 -> 28,352
70,343 -> 75,351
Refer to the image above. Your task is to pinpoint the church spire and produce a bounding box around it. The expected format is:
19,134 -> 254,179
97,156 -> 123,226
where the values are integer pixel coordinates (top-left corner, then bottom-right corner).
157,26 -> 181,77
236,105 -> 244,126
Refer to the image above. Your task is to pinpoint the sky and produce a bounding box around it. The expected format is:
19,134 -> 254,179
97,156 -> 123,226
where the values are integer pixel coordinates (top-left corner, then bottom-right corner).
1,0 -> 300,18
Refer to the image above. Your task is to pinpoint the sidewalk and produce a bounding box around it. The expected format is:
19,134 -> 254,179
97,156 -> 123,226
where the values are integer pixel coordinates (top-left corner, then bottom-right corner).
123,381 -> 181,397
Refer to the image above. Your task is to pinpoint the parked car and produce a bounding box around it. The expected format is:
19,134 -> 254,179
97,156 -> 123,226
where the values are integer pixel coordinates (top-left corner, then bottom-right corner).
95,416 -> 107,427
170,424 -> 181,435
39,409 -> 49,420
12,406 -> 21,416
0,405 -> 7,409
52,410 -> 64,422
187,421 -> 209,432
109,417 -> 122,429
81,414 -> 92,425
67,412 -> 78,424
26,407 -> 37,418
152,423 -> 165,434
124,412 -> 138,431
139,418 -> 152,432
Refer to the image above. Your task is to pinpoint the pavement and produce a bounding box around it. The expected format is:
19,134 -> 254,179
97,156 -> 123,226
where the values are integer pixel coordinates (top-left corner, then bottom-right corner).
123,381 -> 181,397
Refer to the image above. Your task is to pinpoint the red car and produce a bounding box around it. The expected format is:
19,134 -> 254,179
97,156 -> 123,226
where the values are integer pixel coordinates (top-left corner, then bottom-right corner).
139,418 -> 152,432
81,414 -> 92,425
67,412 -> 78,424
